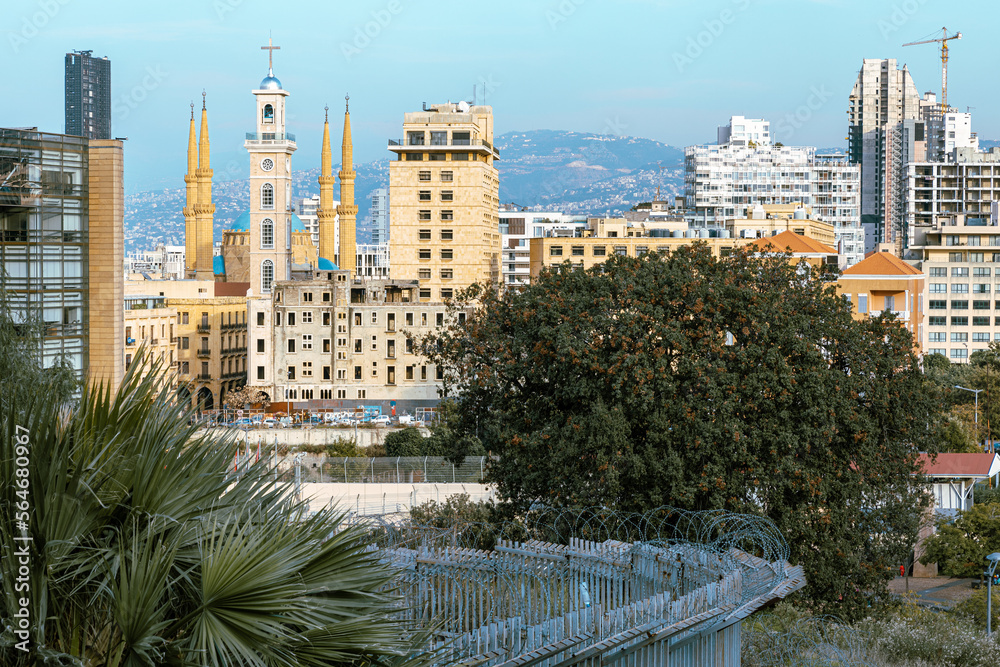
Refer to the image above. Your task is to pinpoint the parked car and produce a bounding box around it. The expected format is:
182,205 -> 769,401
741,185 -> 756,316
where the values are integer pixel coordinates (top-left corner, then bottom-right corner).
397,414 -> 415,425
371,415 -> 391,426
278,416 -> 293,428
262,418 -> 277,429
232,418 -> 252,427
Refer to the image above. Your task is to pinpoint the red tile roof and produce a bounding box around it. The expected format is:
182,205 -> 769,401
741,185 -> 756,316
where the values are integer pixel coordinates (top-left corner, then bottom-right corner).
748,230 -> 837,255
842,252 -> 922,276
916,453 -> 1000,478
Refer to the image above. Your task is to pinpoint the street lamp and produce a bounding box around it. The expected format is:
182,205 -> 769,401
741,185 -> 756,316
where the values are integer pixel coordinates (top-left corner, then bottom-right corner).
956,385 -> 985,449
988,552 -> 1000,636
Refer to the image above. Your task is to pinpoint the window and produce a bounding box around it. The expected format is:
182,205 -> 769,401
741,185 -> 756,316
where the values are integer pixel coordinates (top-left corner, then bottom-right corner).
550,246 -> 563,257
953,267 -> 969,277
441,269 -> 453,279
419,229 -> 431,240
951,300 -> 969,310
441,210 -> 454,221
262,260 -> 274,292
323,339 -> 331,352
947,235 -> 961,246
974,332 -> 991,342
421,366 -> 427,381
263,103 -> 274,123
614,246 -> 628,256
371,335 -> 377,350
419,268 -> 431,279
371,361 -> 378,377
181,312 -> 189,325
419,210 -> 431,221
275,312 -> 281,326
407,131 -> 425,145
406,366 -> 414,380
301,362 -> 312,377
974,300 -> 991,310
257,366 -> 264,380
337,369 -> 345,380
323,291 -> 331,302
420,288 -> 431,300
572,246 -> 585,256
951,349 -> 969,360
974,316 -> 991,326
952,332 -> 969,342
418,170 -> 431,181
858,295 -> 868,313
181,361 -> 189,374
299,311 -> 311,324
441,171 -> 453,182
929,267 -> 947,277
952,316 -> 969,326
354,339 -> 362,353
406,338 -> 414,354
929,332 -> 946,342
441,191 -> 453,202
436,313 -> 444,327
593,246 -> 606,257
419,190 -> 431,201
441,229 -> 453,240
418,248 -> 431,260
302,291 -> 313,302
287,365 -> 296,380
256,339 -> 264,353
441,289 -> 453,299
288,312 -> 296,326
975,284 -> 991,294
354,366 -> 362,379
952,284 -> 969,293
323,312 -> 330,326
929,349 -> 946,356
436,365 -> 444,380
181,337 -> 190,350
421,313 -> 428,326
261,183 -> 274,209
287,339 -> 296,353
975,268 -> 992,277
928,316 -> 947,326
406,312 -> 414,326
302,334 -> 312,350
261,218 -> 274,248
929,300 -> 946,310
441,249 -> 453,260
355,312 -> 362,325
950,253 -> 964,263
387,340 -> 396,358
452,131 -> 470,145
929,283 -> 947,293
971,253 -> 985,263
256,311 -> 265,326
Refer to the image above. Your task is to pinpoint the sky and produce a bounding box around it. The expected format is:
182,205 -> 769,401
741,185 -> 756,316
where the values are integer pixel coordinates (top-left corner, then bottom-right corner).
4,0 -> 998,193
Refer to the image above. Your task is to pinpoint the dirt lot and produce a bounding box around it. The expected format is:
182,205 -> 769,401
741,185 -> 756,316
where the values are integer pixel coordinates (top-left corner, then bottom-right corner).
887,575 -> 978,607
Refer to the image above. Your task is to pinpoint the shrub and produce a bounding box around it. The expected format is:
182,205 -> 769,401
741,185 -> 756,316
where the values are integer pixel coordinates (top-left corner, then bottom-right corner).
952,587 -> 1000,632
385,427 -> 426,457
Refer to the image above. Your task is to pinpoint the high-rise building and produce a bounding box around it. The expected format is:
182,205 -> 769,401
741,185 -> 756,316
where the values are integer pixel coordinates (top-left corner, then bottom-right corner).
371,187 -> 389,244
717,116 -> 771,147
847,58 -> 921,252
64,50 -> 111,140
0,127 -> 124,390
388,102 -> 500,299
684,121 -> 864,267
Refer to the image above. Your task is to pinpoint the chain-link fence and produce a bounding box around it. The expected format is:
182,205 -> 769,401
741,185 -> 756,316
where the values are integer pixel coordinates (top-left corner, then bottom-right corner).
280,456 -> 489,484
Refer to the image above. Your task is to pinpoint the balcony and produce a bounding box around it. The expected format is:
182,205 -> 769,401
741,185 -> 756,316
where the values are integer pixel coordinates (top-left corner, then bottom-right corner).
196,348 -> 212,358
245,132 -> 295,144
220,347 -> 245,355
869,310 -> 911,320
221,370 -> 246,380
170,336 -> 178,343
196,323 -> 211,333
388,138 -> 499,159
196,373 -> 213,382
150,338 -> 159,346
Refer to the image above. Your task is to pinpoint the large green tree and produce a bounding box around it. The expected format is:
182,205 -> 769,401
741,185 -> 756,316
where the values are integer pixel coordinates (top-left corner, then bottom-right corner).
418,244 -> 941,619
0,323 -> 429,663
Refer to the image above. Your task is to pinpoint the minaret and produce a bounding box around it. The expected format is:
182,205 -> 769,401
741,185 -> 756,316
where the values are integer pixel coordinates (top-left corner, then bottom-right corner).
336,95 -> 357,276
195,91 -> 215,280
318,105 -> 337,263
182,103 -> 198,278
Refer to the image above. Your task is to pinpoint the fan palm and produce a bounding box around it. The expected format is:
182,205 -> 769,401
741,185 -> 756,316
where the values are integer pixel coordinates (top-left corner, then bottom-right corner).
0,349 -> 432,666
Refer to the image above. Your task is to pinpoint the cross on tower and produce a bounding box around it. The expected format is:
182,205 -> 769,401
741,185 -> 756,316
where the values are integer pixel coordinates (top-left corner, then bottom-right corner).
261,37 -> 280,71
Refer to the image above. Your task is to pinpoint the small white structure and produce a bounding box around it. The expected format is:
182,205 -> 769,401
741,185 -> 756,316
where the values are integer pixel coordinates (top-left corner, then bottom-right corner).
917,452 -> 1000,514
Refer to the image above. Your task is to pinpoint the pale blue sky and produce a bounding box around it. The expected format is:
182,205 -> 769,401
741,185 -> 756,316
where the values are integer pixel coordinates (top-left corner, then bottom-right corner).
5,0 -> 997,192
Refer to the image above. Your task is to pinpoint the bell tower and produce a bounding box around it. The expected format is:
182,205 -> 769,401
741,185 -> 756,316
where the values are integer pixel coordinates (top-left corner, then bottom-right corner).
246,38 -> 296,295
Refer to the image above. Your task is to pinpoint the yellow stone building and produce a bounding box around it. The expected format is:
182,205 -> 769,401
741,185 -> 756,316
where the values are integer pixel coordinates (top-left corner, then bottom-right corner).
123,295 -> 178,381
389,102 -> 501,299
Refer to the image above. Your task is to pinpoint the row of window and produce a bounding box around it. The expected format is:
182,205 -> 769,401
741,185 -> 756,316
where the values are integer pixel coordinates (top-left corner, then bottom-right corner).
927,300 -> 1000,310
405,152 -> 476,162
418,249 -> 455,260
929,284 -> 993,293
418,190 -> 454,202
417,210 -> 454,221
946,252 -> 1000,262
418,170 -> 453,182
418,229 -> 454,240
928,332 -> 999,342
177,311 -> 246,326
927,349 -> 973,360
929,267 -> 994,277
927,316 -> 1000,326
944,235 -> 1000,247
265,363 -> 443,384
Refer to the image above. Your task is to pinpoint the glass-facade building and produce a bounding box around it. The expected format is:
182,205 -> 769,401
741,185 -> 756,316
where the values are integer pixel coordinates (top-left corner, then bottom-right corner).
65,50 -> 111,140
0,128 -> 89,381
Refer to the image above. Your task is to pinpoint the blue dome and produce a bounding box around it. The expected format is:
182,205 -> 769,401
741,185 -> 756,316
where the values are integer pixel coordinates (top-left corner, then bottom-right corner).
259,74 -> 282,90
227,211 -> 306,233
318,257 -> 338,270
213,255 -> 226,275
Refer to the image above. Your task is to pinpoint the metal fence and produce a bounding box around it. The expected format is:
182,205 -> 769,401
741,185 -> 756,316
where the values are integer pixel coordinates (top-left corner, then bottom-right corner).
317,456 -> 488,484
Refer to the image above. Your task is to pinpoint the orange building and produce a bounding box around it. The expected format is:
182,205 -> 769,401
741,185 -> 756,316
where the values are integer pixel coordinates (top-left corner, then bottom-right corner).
835,250 -> 925,352
747,230 -> 839,268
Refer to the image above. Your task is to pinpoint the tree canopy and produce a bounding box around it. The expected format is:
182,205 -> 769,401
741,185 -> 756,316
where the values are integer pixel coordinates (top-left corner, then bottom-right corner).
418,243 -> 941,618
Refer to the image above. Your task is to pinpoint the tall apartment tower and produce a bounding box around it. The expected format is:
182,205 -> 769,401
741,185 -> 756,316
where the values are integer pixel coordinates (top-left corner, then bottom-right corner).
245,50 -> 296,295
65,50 -> 111,140
389,102 -> 500,299
371,187 -> 389,244
847,58 -> 920,252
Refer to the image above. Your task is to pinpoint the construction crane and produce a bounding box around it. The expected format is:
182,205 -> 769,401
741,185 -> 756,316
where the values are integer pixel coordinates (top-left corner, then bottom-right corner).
903,27 -> 961,112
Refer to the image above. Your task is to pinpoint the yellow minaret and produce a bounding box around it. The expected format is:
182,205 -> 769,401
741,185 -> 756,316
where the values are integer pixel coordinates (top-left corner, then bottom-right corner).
336,95 -> 357,276
182,102 -> 198,278
318,105 -> 337,263
195,91 -> 215,280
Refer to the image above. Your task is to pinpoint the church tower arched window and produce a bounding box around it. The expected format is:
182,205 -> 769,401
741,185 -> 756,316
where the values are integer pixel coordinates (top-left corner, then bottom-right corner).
261,218 -> 274,249
261,260 -> 274,292
261,183 -> 274,209
263,104 -> 274,124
